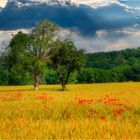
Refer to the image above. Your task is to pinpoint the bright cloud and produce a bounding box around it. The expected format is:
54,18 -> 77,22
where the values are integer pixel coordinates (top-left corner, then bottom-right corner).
0,29 -> 30,52
75,0 -> 119,8
72,25 -> 140,52
0,0 -> 7,7
76,0 -> 140,16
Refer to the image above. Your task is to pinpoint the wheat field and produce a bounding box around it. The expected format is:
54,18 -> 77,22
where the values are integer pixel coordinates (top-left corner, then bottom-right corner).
0,82 -> 140,139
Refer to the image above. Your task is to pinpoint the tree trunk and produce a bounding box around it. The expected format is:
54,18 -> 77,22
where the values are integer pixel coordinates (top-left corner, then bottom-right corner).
34,74 -> 40,90
61,72 -> 71,91
62,81 -> 66,91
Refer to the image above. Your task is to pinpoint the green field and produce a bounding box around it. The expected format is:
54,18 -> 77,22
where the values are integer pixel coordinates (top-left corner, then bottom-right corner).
0,82 -> 140,139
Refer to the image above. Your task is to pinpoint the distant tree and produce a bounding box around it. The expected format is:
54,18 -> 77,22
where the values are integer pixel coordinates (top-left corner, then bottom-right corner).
0,53 -> 9,85
85,47 -> 140,69
0,66 -> 9,85
45,69 -> 59,84
49,40 -> 85,90
77,68 -> 95,83
125,65 -> 140,81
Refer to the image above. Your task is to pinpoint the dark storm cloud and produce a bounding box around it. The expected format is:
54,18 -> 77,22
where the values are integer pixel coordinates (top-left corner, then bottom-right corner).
0,1 -> 139,36
73,27 -> 140,52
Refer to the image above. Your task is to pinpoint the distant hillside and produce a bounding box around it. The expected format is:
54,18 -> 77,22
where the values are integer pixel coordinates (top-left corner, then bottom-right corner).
85,47 -> 140,69
74,47 -> 140,83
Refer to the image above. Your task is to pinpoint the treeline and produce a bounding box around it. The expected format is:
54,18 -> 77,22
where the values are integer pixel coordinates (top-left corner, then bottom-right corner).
79,48 -> 140,83
1,46 -> 140,85
78,65 -> 140,83
85,48 -> 140,69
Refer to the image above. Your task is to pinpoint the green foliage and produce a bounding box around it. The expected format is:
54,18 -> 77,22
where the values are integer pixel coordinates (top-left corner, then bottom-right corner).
0,19 -> 140,86
28,20 -> 59,89
0,53 -> 9,85
1,19 -> 85,89
77,68 -> 95,83
45,69 -> 59,84
85,47 -> 140,69
125,65 -> 140,81
76,47 -> 140,84
5,20 -> 59,88
77,65 -> 140,84
77,68 -> 116,83
6,31 -> 33,85
68,72 -> 78,84
49,40 -> 85,90
0,66 -> 9,85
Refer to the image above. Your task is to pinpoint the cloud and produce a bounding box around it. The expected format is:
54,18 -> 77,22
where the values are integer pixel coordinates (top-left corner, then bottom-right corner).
0,0 -> 7,7
0,0 -> 140,52
76,0 -> 123,8
0,29 -> 30,52
0,1 -> 138,36
77,0 -> 140,20
0,24 -> 140,53
72,25 -> 140,52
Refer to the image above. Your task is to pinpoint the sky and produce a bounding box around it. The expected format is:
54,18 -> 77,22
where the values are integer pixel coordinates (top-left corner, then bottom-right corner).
0,0 -> 7,7
0,0 -> 140,52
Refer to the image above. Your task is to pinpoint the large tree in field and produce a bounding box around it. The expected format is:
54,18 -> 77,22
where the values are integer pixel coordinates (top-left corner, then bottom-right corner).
7,20 -> 58,89
49,40 -> 85,91
26,20 -> 58,90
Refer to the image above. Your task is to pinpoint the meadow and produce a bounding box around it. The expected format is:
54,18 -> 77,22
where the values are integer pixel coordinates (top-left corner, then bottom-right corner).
0,82 -> 140,139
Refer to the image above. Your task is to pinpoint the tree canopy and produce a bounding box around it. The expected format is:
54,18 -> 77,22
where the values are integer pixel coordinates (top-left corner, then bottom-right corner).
49,40 -> 85,90
3,19 -> 85,90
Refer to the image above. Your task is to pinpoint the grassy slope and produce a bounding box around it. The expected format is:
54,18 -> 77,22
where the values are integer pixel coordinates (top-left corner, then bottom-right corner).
0,82 -> 140,139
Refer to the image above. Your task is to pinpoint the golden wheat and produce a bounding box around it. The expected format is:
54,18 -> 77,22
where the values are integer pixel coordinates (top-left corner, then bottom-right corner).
0,82 -> 140,139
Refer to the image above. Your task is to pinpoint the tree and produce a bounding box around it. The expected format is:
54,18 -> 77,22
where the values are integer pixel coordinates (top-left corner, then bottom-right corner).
26,20 -> 58,90
0,53 -> 9,85
6,31 -> 32,85
125,65 -> 140,81
49,40 -> 85,90
77,68 -> 95,83
7,20 -> 59,89
0,66 -> 9,85
45,69 -> 59,84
